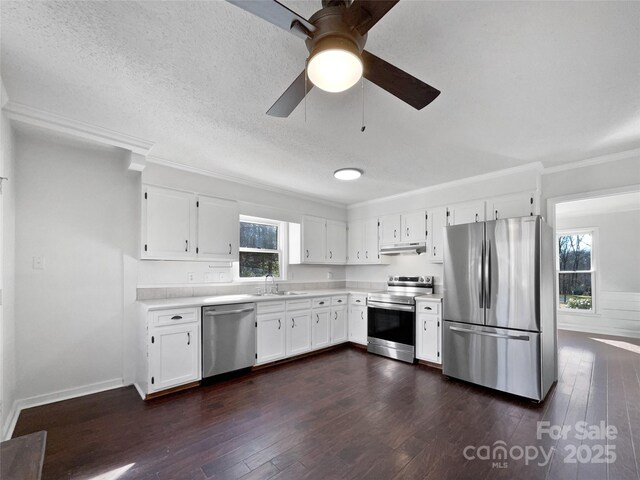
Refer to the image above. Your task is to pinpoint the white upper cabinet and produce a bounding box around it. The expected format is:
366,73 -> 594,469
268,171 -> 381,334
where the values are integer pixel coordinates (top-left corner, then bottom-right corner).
402,210 -> 427,243
447,200 -> 485,226
142,185 -> 239,261
489,192 -> 538,220
347,220 -> 364,264
143,186 -> 196,259
363,218 -> 380,263
196,195 -> 239,261
303,215 -> 326,262
427,206 -> 447,263
326,220 -> 347,264
379,214 -> 401,245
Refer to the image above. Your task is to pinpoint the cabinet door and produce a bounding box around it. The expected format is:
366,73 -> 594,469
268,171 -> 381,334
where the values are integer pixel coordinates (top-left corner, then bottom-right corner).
402,211 -> 427,243
448,200 -> 485,226
287,311 -> 312,356
348,305 -> 367,345
347,221 -> 364,264
490,193 -> 536,220
312,309 -> 331,349
363,218 -> 380,263
144,186 -> 196,259
302,216 -> 326,263
428,207 -> 447,263
197,195 -> 239,260
331,306 -> 348,344
379,215 -> 401,245
257,313 -> 286,364
150,324 -> 199,392
326,220 -> 347,264
416,314 -> 440,363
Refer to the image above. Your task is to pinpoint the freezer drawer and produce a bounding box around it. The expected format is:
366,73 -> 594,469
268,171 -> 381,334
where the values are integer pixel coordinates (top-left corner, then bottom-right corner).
443,320 -> 542,400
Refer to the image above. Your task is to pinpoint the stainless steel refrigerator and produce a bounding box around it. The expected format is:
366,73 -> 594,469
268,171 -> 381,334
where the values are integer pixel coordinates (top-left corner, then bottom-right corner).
442,216 -> 557,401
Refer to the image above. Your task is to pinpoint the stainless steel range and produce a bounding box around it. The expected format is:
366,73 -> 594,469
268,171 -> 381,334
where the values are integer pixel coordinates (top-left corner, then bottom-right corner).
367,276 -> 433,363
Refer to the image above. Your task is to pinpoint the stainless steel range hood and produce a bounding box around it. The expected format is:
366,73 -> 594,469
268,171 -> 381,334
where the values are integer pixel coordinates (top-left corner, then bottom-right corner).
379,242 -> 427,256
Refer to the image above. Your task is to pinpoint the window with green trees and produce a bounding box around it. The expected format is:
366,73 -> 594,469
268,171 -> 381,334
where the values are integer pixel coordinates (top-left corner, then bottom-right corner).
239,219 -> 282,278
557,231 -> 594,311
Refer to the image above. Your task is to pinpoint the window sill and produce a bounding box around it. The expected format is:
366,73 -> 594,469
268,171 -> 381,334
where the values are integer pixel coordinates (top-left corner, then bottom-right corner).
557,310 -> 600,317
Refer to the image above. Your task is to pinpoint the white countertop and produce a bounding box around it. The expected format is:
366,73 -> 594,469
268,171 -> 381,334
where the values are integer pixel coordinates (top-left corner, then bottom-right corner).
415,294 -> 443,301
139,288 -> 374,311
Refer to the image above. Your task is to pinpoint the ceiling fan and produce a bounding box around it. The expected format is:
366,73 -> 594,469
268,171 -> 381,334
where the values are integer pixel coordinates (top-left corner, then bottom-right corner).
227,0 -> 441,117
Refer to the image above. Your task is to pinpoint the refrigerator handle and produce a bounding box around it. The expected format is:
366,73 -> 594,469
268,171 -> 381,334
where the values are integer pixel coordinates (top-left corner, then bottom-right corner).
485,239 -> 492,309
479,241 -> 484,309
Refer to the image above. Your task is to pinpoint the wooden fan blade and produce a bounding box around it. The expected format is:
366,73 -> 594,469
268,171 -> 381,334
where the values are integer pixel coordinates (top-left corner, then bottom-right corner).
226,0 -> 316,39
266,70 -> 314,117
362,50 -> 440,110
345,0 -> 399,35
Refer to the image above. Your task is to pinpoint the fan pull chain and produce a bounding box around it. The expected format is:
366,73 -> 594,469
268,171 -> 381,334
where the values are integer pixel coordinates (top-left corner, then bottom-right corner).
361,76 -> 366,132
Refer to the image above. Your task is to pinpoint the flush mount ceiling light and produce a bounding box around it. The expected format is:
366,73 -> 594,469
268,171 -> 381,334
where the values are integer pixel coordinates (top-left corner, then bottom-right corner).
334,168 -> 363,181
307,37 -> 363,93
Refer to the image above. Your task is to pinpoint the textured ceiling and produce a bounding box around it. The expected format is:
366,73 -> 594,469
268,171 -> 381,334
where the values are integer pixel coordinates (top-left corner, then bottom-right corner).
557,191 -> 640,218
1,1 -> 639,205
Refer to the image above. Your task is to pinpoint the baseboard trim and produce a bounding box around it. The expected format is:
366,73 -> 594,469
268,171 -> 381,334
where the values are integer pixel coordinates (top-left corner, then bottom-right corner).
559,324 -> 640,339
2,378 -> 124,441
2,400 -> 21,441
133,382 -> 146,401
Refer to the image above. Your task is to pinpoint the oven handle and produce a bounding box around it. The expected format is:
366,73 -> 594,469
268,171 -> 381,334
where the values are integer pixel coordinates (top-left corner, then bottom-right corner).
367,301 -> 415,313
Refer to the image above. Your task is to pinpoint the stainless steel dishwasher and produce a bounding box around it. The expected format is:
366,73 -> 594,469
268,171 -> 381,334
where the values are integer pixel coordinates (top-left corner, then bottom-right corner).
202,303 -> 256,379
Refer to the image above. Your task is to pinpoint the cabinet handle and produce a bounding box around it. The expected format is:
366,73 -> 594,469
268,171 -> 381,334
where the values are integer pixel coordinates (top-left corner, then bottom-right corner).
334,312 -> 338,320
361,311 -> 364,320
318,301 -> 325,305
185,240 -> 189,252
292,318 -> 295,328
306,249 -> 309,258
356,299 -> 361,303
406,227 -> 410,237
278,319 -> 281,330
316,314 -> 320,323
424,306 -> 432,310
424,320 -> 427,331
337,299 -> 342,303
357,251 -> 360,259
329,250 -> 333,259
187,332 -> 191,345
228,243 -> 232,255
475,213 -> 478,222
365,250 -> 368,259
393,229 -> 397,238
495,210 -> 499,219
171,315 -> 183,320
433,246 -> 436,256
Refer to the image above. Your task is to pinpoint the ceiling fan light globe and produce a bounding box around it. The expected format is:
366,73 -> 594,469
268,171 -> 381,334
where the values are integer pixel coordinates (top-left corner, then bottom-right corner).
334,168 -> 363,180
307,48 -> 363,93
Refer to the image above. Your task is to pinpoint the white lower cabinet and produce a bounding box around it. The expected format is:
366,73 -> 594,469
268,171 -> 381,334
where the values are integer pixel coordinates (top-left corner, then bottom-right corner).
331,305 -> 348,344
348,305 -> 367,345
137,307 -> 201,398
312,308 -> 331,349
286,310 -> 312,356
256,312 -> 286,364
415,299 -> 442,364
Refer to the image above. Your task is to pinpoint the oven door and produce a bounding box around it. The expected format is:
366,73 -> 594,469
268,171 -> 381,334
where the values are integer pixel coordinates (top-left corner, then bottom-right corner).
367,302 -> 416,347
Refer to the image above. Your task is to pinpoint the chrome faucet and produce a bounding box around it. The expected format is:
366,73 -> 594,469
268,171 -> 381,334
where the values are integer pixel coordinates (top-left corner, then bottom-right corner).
265,274 -> 277,294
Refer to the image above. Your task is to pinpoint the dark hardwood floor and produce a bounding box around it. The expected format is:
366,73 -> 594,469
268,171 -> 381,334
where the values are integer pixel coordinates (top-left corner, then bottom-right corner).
12,330 -> 640,480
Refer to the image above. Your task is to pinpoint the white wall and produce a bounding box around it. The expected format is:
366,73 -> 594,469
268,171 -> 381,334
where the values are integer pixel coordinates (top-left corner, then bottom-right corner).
14,132 -> 139,402
1,101 -> 17,438
139,163 -> 347,287
556,208 -> 640,337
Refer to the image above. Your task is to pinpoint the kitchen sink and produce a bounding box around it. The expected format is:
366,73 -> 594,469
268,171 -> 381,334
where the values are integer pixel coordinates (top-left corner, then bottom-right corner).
260,291 -> 304,296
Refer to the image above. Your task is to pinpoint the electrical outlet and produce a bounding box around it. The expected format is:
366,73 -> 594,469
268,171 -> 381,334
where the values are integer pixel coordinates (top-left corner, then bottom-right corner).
327,271 -> 333,279
187,272 -> 196,283
32,256 -> 45,270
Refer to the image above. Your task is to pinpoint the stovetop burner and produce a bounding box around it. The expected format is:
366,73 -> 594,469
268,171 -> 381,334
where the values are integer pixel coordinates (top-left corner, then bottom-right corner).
367,275 -> 433,305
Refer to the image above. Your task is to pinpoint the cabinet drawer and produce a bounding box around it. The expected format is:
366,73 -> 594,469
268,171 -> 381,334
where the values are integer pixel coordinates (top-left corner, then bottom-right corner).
257,301 -> 285,315
331,295 -> 348,306
350,294 -> 367,306
312,297 -> 331,309
416,301 -> 441,315
286,298 -> 312,311
152,308 -> 198,327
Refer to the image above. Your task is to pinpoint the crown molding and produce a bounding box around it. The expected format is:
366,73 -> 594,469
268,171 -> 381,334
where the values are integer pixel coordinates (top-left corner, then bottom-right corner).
541,148 -> 640,175
347,162 -> 544,209
146,155 -> 347,209
2,102 -> 154,155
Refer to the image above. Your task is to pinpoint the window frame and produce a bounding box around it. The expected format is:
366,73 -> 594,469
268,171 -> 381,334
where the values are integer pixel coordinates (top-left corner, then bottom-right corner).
234,215 -> 287,282
556,227 -> 598,315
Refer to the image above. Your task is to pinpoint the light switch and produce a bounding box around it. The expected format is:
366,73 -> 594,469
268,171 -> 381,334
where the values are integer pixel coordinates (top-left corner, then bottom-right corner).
32,256 -> 45,270
187,272 -> 196,283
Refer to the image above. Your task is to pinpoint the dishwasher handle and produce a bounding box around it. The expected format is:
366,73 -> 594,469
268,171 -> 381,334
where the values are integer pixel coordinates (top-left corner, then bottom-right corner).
204,307 -> 255,316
